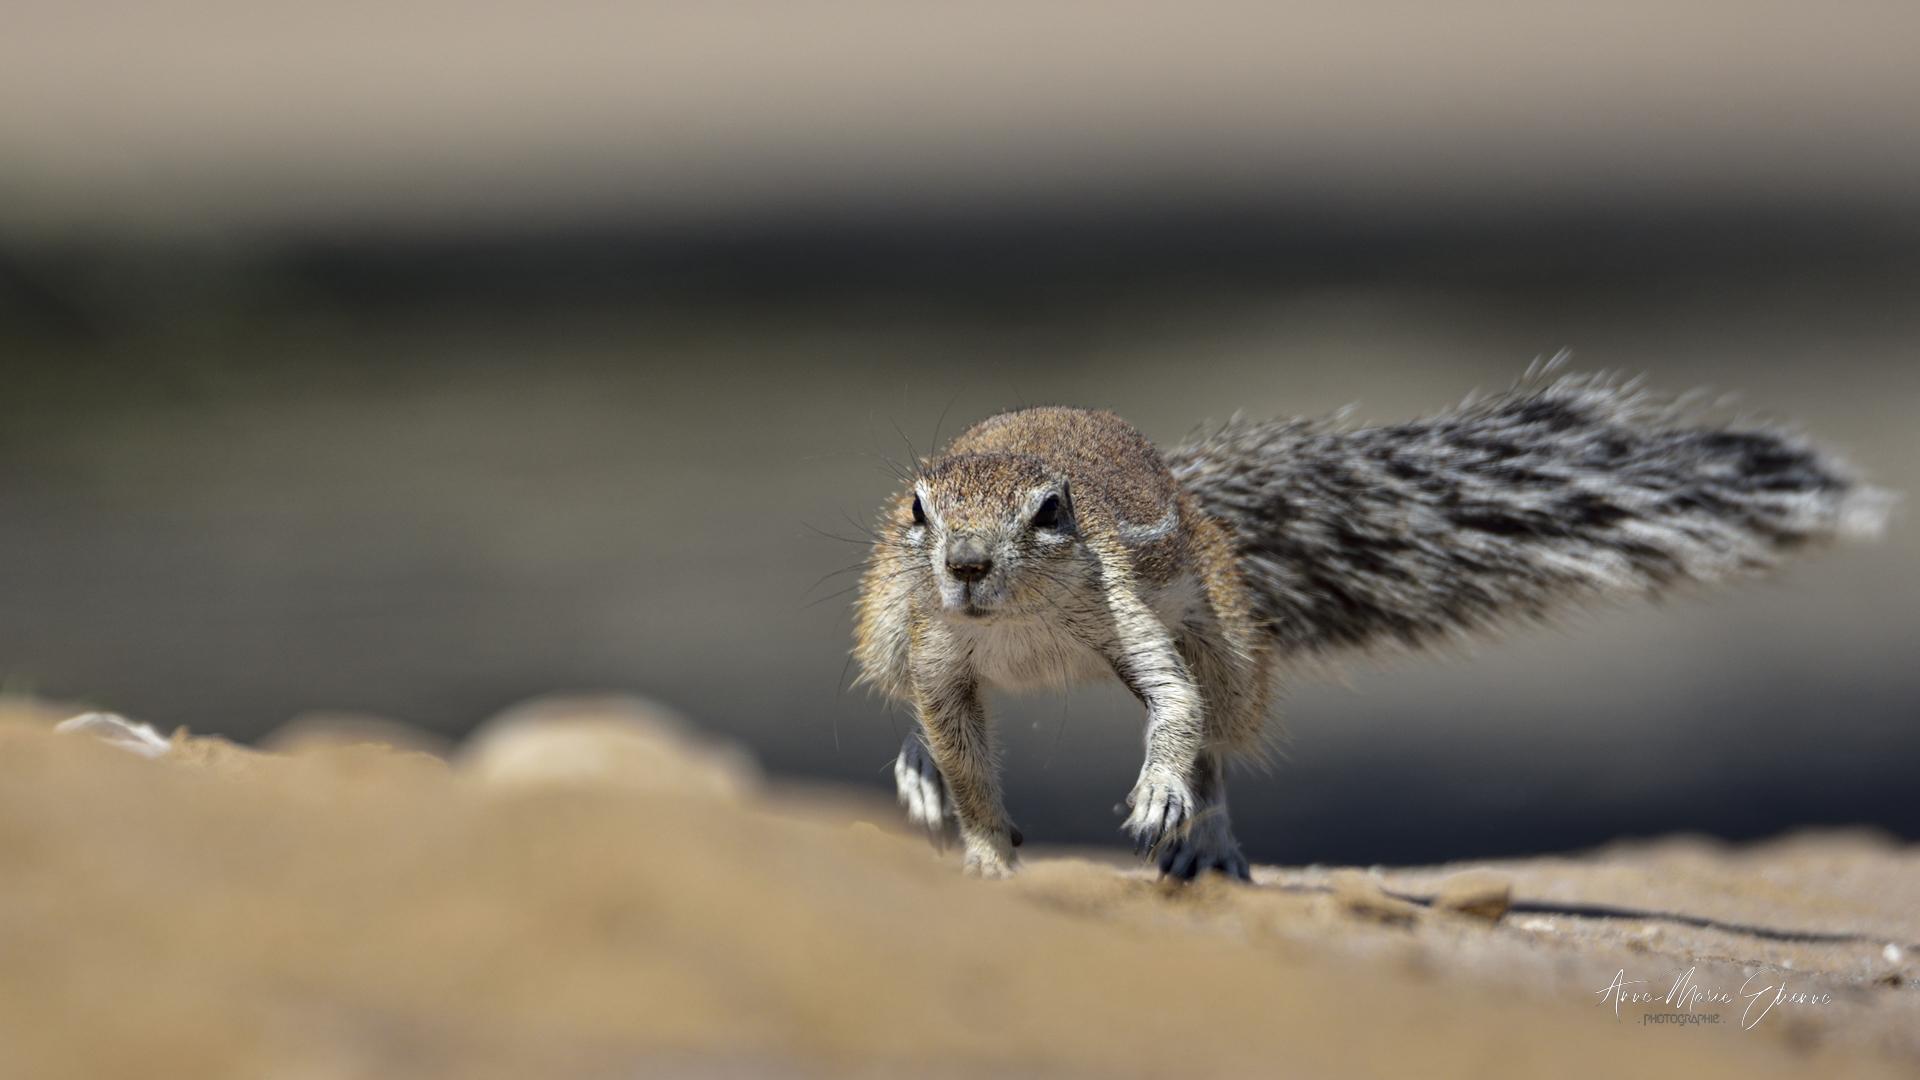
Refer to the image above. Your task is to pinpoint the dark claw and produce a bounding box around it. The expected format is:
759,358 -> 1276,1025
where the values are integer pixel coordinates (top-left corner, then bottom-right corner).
1153,835 -> 1254,883
900,734 -> 932,774
1160,842 -> 1199,880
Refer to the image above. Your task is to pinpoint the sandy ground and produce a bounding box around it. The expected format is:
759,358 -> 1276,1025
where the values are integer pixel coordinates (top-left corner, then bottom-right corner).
1,694 -> 1914,1079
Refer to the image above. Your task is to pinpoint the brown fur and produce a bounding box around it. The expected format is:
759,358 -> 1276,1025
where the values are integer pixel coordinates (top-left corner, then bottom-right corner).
855,374 -> 1888,880
855,407 -> 1265,879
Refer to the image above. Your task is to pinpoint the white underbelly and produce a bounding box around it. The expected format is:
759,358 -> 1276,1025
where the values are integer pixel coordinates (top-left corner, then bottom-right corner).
957,618 -> 1112,691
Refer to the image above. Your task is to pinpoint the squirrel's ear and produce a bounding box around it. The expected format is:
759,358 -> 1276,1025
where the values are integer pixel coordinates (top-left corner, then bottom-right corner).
1057,479 -> 1075,523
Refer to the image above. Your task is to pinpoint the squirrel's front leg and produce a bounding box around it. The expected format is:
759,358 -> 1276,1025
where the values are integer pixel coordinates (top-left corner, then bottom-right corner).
1097,580 -> 1207,858
909,653 -> 1017,877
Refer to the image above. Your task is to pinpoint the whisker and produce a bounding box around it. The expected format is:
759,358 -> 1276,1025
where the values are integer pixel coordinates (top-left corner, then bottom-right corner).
805,581 -> 879,609
801,523 -> 876,547
800,560 -> 876,601
889,418 -> 927,478
930,390 -> 962,460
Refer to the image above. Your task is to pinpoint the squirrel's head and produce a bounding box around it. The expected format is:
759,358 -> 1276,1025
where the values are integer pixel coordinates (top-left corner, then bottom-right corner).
896,452 -> 1082,621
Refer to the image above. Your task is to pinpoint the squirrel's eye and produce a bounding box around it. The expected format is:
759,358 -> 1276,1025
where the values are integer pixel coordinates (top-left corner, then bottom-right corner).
1032,494 -> 1062,529
911,495 -> 927,526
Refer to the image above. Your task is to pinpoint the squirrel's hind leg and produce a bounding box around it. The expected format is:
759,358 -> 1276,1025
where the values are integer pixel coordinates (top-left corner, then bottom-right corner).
1154,752 -> 1252,881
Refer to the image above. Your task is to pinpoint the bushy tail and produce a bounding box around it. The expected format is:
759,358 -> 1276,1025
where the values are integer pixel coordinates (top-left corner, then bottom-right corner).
1168,368 -> 1894,656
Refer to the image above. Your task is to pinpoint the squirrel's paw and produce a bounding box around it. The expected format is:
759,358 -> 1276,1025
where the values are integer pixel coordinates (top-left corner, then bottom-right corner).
894,735 -> 953,842
1154,815 -> 1252,882
897,735 -> 1025,857
1120,767 -> 1195,857
961,829 -> 1020,879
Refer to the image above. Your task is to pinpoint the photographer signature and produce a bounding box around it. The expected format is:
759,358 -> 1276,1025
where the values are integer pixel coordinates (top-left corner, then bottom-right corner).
1596,967 -> 1832,1030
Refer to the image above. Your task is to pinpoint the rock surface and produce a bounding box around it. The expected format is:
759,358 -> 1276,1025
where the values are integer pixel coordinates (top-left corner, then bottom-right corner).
1,699 -> 1914,1079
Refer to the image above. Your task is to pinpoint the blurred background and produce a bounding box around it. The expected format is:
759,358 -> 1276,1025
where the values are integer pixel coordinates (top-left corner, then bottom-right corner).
2,2 -> 1914,866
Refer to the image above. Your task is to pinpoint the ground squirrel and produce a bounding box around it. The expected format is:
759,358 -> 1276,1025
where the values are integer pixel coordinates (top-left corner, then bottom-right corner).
851,365 -> 1891,880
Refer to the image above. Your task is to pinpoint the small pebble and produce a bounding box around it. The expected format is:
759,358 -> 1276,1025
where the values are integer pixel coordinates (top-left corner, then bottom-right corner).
460,694 -> 757,800
1430,871 -> 1513,923
54,713 -> 171,759
1329,870 -> 1422,927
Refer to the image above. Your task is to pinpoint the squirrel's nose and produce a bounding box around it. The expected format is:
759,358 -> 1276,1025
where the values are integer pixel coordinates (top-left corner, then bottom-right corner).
945,537 -> 993,583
